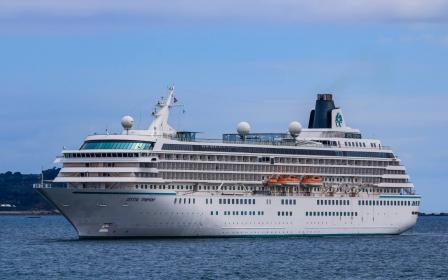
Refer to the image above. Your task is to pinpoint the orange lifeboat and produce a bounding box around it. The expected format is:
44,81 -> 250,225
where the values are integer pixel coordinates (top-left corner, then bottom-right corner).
278,176 -> 300,182
263,176 -> 279,185
301,176 -> 322,183
264,175 -> 301,185
266,177 -> 279,184
300,176 -> 323,187
277,176 -> 301,186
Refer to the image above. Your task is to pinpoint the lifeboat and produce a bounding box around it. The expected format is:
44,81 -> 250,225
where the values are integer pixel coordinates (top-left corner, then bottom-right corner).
277,176 -> 301,186
263,176 -> 279,185
277,176 -> 299,183
300,176 -> 323,187
301,176 -> 322,183
266,178 -> 279,184
263,175 -> 301,185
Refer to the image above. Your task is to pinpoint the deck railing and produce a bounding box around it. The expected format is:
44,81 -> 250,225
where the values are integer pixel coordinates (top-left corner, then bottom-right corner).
33,183 -> 52,188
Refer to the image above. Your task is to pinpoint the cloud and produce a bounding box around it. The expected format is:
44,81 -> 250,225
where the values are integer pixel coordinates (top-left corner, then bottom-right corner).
1,0 -> 448,27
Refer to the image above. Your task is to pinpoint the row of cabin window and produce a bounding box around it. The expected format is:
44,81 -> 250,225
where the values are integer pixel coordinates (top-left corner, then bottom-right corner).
161,144 -> 394,159
159,171 -> 406,184
219,198 -> 256,205
174,198 -> 196,204
344,141 -> 381,149
135,173 -> 159,178
385,169 -> 406,175
306,211 -> 357,217
344,141 -> 367,148
382,178 -> 410,183
359,188 -> 400,193
317,199 -> 350,206
277,211 -> 293,217
85,162 -> 115,167
358,200 -> 420,206
159,161 -> 390,175
135,184 -> 193,190
65,152 -> 139,158
281,199 -> 297,205
159,154 -> 398,167
159,170 -> 407,184
223,211 -> 264,216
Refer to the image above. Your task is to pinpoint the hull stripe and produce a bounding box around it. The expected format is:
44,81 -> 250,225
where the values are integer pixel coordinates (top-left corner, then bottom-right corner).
79,233 -> 401,239
72,191 -> 176,195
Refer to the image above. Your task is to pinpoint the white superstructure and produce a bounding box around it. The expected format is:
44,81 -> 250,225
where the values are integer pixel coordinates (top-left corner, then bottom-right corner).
36,88 -> 420,238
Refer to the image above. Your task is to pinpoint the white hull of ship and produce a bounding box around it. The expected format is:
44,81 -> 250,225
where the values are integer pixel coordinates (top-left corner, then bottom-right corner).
38,188 -> 419,238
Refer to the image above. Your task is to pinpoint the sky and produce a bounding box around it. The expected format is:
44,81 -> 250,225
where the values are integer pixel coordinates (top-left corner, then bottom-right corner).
0,0 -> 447,212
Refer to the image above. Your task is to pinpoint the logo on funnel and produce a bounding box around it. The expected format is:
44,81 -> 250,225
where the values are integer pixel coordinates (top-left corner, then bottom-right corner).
335,113 -> 343,127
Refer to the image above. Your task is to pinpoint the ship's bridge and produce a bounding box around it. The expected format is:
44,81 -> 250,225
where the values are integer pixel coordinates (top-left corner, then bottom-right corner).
81,140 -> 154,150
81,134 -> 157,150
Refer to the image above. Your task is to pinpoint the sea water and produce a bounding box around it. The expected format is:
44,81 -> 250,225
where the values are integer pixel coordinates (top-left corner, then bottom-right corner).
1,216 -> 447,279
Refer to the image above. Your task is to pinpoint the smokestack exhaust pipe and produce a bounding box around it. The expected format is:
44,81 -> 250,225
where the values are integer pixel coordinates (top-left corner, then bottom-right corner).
308,93 -> 336,129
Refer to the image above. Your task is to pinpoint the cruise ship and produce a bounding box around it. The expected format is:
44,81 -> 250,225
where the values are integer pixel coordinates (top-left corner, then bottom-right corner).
36,87 -> 421,238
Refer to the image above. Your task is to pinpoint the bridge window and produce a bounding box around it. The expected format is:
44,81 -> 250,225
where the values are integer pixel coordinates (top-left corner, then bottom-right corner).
81,140 -> 154,150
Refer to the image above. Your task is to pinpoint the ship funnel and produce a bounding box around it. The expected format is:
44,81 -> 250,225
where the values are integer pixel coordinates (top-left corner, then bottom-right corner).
308,93 -> 342,129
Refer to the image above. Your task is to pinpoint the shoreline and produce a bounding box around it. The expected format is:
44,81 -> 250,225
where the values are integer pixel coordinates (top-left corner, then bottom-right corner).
418,213 -> 448,217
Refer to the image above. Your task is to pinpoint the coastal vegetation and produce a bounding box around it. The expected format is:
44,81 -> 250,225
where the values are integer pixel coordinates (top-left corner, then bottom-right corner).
0,168 -> 59,211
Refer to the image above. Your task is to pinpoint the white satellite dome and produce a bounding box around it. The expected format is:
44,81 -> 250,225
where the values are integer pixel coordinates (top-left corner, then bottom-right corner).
237,121 -> 251,136
121,115 -> 134,130
288,121 -> 302,137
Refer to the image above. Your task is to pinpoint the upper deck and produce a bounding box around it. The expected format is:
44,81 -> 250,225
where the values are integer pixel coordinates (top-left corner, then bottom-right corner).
78,130 -> 390,152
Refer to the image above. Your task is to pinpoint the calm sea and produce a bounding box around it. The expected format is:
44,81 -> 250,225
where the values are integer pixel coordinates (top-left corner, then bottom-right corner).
0,216 -> 447,280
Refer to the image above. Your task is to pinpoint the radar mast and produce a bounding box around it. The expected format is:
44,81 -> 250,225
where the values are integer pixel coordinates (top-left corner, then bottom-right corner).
147,86 -> 177,137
